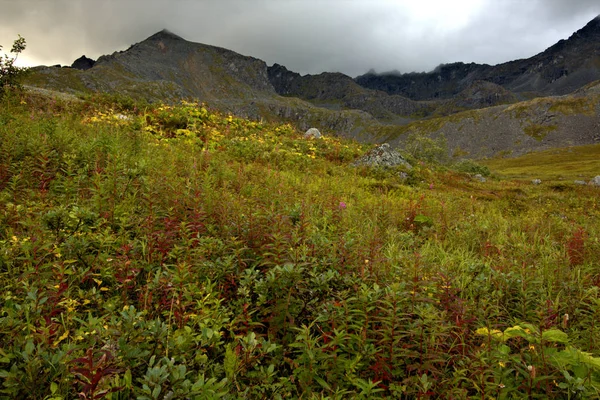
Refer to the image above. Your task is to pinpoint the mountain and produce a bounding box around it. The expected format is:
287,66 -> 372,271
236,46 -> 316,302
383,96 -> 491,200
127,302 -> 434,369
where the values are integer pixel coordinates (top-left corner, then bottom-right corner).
267,63 -> 429,121
25,29 -> 377,136
31,29 -> 274,100
356,15 -> 600,100
23,18 -> 600,159
373,80 -> 600,159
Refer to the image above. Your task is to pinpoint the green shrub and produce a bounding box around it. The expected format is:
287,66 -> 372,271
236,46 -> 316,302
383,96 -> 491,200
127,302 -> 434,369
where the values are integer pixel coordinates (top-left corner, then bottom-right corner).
453,159 -> 491,176
0,35 -> 27,97
403,132 -> 449,164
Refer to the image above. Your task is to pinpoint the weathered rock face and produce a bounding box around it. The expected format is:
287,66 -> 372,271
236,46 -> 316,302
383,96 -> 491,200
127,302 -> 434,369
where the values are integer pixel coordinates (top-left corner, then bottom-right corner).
352,143 -> 412,169
267,63 -> 302,96
450,81 -> 518,110
267,66 -> 426,120
71,56 -> 95,70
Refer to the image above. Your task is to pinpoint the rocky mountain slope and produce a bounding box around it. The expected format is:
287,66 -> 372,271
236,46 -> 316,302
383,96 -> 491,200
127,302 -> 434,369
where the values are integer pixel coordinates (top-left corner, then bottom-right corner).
374,81 -> 600,159
355,16 -> 600,100
23,18 -> 600,160
26,30 -> 377,136
267,63 -> 429,120
30,29 -> 273,101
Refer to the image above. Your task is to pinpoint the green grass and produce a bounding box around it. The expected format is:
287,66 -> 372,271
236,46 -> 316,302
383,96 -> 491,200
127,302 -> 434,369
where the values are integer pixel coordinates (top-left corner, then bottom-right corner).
1,90 -> 600,399
482,143 -> 600,181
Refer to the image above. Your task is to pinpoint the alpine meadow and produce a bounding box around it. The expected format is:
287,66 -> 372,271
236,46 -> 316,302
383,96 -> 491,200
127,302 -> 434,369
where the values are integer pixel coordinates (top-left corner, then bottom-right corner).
2,14 -> 600,400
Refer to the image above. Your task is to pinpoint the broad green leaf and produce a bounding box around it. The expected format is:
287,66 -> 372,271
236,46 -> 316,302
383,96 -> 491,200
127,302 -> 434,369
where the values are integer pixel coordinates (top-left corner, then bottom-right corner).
541,329 -> 569,344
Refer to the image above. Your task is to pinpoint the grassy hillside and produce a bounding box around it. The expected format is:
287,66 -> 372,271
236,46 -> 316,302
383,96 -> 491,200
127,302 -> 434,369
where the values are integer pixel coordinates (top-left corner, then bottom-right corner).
482,143 -> 600,181
1,91 -> 600,399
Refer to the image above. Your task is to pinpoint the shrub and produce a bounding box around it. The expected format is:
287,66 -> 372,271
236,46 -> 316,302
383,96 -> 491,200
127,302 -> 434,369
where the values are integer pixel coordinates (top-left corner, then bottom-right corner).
403,132 -> 449,164
453,159 -> 491,177
0,35 -> 27,97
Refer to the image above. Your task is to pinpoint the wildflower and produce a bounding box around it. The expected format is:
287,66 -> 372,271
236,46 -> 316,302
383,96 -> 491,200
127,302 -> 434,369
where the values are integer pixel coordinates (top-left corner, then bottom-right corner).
339,201 -> 347,210
499,362 -> 506,368
499,383 -> 505,389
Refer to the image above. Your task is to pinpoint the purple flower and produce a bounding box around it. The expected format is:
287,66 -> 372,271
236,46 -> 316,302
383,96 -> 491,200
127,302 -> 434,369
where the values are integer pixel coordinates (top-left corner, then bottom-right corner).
339,201 -> 347,210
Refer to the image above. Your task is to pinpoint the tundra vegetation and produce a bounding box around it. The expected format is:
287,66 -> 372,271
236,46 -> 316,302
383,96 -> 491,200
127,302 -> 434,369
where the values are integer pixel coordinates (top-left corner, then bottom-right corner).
1,88 -> 600,399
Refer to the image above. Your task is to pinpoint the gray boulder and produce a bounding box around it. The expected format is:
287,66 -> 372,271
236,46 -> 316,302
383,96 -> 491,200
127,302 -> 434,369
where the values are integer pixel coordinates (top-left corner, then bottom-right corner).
473,174 -> 487,183
352,143 -> 412,169
532,179 -> 542,185
574,180 -> 587,185
589,176 -> 600,186
304,128 -> 322,139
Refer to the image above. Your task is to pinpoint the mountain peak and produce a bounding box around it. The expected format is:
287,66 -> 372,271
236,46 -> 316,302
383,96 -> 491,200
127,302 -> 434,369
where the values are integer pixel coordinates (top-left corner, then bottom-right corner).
572,15 -> 600,39
146,29 -> 185,42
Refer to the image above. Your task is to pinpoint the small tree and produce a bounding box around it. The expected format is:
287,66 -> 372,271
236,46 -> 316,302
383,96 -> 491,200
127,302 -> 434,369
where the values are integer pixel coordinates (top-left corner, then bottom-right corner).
0,35 -> 27,97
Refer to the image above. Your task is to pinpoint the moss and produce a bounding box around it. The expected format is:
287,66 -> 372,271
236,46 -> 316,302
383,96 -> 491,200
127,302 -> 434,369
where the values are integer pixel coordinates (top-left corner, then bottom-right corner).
548,96 -> 598,116
506,94 -> 599,120
523,123 -> 557,141
505,97 -> 550,119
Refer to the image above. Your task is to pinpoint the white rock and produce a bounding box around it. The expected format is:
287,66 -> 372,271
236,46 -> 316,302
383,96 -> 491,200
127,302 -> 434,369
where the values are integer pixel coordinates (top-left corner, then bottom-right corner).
304,128 -> 322,139
589,176 -> 600,186
473,174 -> 487,183
532,179 -> 542,185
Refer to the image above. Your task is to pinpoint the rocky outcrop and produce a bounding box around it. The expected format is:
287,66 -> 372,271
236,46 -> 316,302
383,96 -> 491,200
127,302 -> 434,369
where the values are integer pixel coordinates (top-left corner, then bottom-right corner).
352,143 -> 412,169
449,80 -> 518,110
268,63 -> 302,95
71,55 -> 96,70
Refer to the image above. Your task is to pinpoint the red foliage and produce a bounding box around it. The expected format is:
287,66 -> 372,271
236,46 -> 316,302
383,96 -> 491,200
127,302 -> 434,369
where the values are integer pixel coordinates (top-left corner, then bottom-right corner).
567,226 -> 586,267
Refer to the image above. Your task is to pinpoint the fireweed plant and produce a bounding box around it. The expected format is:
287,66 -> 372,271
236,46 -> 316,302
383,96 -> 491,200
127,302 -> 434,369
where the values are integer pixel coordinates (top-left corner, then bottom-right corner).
1,91 -> 600,399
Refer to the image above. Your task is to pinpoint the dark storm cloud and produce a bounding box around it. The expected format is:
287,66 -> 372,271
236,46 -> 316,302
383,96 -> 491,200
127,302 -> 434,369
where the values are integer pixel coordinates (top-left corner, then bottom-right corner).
1,0 -> 599,77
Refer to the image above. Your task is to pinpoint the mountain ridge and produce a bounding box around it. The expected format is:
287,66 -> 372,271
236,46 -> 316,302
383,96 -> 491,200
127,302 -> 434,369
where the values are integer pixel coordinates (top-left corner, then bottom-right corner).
355,15 -> 600,100
23,17 -> 600,159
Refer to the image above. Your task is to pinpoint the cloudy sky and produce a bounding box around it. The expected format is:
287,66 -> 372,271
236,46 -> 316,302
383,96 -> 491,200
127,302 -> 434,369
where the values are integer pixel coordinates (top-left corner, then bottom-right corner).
1,0 -> 599,77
